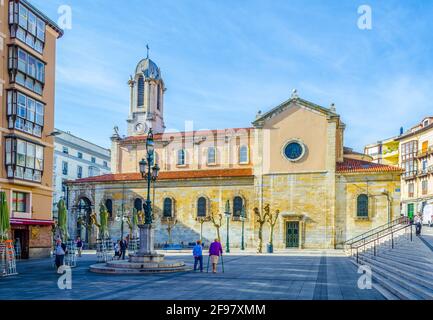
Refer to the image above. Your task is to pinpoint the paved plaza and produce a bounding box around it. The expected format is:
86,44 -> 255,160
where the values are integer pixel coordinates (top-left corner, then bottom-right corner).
0,250 -> 384,300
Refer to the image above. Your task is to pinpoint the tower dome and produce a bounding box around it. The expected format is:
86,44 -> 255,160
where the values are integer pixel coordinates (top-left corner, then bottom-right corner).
135,58 -> 161,80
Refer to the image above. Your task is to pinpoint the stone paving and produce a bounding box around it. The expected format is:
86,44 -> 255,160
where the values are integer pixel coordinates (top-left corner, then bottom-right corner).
0,250 -> 384,300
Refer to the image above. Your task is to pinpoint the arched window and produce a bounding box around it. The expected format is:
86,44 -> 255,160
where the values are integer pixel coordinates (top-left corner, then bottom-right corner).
239,145 -> 248,164
157,84 -> 161,110
177,149 -> 186,166
233,196 -> 243,217
105,199 -> 113,219
134,198 -> 143,212
207,147 -> 216,164
163,198 -> 173,217
357,194 -> 368,217
197,197 -> 207,217
137,76 -> 144,107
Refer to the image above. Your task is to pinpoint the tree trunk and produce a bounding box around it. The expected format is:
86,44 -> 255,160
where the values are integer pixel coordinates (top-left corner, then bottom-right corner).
257,223 -> 264,253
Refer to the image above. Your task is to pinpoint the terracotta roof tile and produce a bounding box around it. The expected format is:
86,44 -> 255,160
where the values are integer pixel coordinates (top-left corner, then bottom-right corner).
337,158 -> 403,173
69,168 -> 254,184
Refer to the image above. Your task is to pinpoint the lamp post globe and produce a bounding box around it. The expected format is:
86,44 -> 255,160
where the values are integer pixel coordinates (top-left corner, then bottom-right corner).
139,159 -> 147,178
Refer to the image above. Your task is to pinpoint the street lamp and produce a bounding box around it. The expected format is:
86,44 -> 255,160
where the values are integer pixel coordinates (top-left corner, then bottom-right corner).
137,129 -> 160,256
240,205 -> 246,251
224,200 -> 231,253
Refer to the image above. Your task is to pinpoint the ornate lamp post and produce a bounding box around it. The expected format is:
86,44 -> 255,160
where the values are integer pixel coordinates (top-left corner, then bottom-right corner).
224,200 -> 231,253
137,129 -> 160,256
240,205 -> 246,251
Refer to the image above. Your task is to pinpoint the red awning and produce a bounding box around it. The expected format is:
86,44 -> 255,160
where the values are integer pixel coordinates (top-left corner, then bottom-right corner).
10,218 -> 54,226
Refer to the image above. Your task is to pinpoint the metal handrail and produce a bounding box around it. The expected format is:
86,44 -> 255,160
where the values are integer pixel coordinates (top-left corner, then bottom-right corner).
344,216 -> 409,247
352,222 -> 413,264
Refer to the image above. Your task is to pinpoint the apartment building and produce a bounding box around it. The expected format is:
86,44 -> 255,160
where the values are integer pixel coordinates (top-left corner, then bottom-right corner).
0,0 -> 63,258
397,117 -> 433,220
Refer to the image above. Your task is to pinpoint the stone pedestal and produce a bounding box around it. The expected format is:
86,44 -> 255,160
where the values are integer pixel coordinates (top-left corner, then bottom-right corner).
137,224 -> 156,256
89,224 -> 189,274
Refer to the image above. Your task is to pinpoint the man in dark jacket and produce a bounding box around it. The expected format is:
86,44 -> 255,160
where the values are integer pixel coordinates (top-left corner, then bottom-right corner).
119,238 -> 127,260
55,239 -> 67,273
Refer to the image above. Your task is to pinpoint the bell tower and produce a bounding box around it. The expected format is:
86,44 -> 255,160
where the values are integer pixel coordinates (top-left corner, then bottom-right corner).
127,48 -> 166,136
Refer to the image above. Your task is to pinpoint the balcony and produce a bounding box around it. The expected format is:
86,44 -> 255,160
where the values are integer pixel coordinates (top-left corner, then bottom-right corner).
417,146 -> 433,159
418,169 -> 429,177
403,171 -> 418,180
383,149 -> 399,159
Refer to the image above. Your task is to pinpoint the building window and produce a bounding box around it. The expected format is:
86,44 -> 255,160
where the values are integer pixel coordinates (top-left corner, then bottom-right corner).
12,191 -> 29,213
8,46 -> 45,95
9,2 -> 46,54
134,198 -> 143,212
5,138 -> 44,182
6,90 -> 45,137
88,166 -> 99,177
103,161 -> 108,168
105,199 -> 113,219
401,140 -> 418,178
408,183 -> 414,198
91,157 -> 96,164
423,120 -> 429,127
239,145 -> 249,164
233,196 -> 244,217
137,76 -> 144,107
157,84 -> 161,110
62,161 -> 68,175
197,197 -> 207,217
77,152 -> 83,159
63,146 -> 69,154
163,198 -> 174,218
207,147 -> 216,165
422,180 -> 428,195
77,165 -> 83,179
357,194 -> 368,218
177,149 -> 186,166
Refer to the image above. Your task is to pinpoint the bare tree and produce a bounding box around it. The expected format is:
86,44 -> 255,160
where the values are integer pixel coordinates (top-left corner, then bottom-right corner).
197,216 -> 210,242
254,204 -> 270,253
210,212 -> 223,242
267,209 -> 280,249
166,218 -> 178,244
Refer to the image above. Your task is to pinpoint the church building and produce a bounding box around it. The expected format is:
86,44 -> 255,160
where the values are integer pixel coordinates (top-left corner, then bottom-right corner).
65,56 -> 402,249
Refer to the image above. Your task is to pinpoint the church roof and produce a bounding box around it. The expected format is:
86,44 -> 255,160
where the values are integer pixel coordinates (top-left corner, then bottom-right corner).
336,158 -> 403,174
67,168 -> 254,184
135,58 -> 161,79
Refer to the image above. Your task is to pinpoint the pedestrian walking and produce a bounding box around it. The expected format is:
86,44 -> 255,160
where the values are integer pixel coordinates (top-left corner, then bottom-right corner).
114,240 -> 120,259
415,214 -> 422,236
76,236 -> 83,257
55,239 -> 67,273
209,238 -> 223,273
120,238 -> 127,260
192,240 -> 203,272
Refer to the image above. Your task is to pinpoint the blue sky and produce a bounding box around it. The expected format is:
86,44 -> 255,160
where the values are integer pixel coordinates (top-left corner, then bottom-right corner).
32,0 -> 433,151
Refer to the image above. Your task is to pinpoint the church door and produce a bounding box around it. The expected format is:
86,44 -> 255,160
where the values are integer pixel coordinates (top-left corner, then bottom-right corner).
286,222 -> 299,248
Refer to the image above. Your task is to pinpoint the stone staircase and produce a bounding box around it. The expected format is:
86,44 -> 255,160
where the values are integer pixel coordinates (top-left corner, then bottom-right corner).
345,219 -> 433,300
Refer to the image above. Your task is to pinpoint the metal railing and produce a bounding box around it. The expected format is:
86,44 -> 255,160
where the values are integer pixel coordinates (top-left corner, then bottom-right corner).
344,216 -> 413,264
344,216 -> 409,247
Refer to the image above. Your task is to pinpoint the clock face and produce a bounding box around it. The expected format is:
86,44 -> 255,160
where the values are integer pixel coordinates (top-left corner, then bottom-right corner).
284,141 -> 305,161
135,123 -> 146,133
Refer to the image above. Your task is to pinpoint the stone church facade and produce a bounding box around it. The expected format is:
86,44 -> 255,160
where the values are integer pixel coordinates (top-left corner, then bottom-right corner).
65,57 -> 402,249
